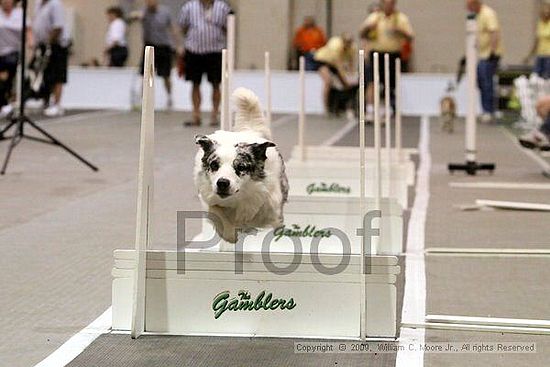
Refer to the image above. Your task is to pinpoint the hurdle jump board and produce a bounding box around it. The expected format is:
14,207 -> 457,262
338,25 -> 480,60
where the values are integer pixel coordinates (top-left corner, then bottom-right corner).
195,196 -> 403,255
286,157 -> 413,187
285,163 -> 409,209
112,250 -> 399,339
291,145 -> 418,160
288,151 -> 416,187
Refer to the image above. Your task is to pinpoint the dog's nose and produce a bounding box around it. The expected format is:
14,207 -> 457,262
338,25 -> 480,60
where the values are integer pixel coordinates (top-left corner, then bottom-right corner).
216,178 -> 230,191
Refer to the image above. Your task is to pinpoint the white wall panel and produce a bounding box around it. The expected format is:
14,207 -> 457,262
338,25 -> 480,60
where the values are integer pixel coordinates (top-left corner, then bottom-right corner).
62,67 -> 478,117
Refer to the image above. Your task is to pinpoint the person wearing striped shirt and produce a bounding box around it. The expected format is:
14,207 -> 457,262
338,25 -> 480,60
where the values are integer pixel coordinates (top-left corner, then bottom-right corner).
180,0 -> 231,127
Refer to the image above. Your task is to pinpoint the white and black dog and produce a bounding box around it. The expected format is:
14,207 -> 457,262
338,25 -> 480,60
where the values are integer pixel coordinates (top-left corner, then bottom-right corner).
194,88 -> 288,244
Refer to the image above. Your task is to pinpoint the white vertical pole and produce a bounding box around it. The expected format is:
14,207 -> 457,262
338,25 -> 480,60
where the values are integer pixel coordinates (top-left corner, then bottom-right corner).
15,64 -> 21,112
373,52 -> 381,255
299,56 -> 306,161
358,49 -> 367,342
227,14 -> 235,80
265,51 -> 272,127
465,17 -> 478,163
227,14 -> 236,129
384,54 -> 392,194
395,58 -> 402,161
220,49 -> 228,131
131,46 -> 155,339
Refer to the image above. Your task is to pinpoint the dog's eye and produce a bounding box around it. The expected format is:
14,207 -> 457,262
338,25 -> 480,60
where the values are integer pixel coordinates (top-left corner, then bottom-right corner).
209,161 -> 220,171
236,163 -> 249,172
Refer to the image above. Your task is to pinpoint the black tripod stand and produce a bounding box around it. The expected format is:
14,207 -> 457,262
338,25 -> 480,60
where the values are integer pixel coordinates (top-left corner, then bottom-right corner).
0,0 -> 98,175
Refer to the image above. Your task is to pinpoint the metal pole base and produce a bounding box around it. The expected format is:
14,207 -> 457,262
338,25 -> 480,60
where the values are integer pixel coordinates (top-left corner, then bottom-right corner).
0,114 -> 99,175
448,161 -> 496,176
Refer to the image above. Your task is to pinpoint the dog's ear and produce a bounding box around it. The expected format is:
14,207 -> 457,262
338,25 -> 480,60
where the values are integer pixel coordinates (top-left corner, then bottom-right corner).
195,135 -> 215,153
249,141 -> 276,162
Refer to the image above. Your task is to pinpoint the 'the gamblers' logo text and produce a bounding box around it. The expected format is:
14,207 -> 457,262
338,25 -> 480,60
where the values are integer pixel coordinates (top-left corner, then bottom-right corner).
306,182 -> 351,195
273,224 -> 332,242
212,290 -> 296,319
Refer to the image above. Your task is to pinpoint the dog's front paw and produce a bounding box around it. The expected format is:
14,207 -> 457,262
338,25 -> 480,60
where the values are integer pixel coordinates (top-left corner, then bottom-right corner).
220,227 -> 238,244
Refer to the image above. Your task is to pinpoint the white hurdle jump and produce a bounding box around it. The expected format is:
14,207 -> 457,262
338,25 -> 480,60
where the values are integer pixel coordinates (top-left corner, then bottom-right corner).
288,53 -> 416,184
276,53 -> 404,259
115,47 -> 400,340
278,52 -> 405,255
286,53 -> 413,209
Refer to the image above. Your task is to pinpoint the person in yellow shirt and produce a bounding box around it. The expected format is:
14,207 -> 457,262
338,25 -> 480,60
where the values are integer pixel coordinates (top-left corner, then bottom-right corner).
525,3 -> 550,79
466,0 -> 502,123
314,33 -> 356,114
359,0 -> 413,121
359,1 -> 381,54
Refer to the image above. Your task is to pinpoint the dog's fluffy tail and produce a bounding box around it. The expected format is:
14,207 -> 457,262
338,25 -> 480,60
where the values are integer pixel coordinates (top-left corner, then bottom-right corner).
233,87 -> 271,139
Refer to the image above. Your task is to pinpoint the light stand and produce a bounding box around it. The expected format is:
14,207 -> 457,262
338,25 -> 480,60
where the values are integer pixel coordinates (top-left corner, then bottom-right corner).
448,14 -> 495,175
0,0 -> 98,174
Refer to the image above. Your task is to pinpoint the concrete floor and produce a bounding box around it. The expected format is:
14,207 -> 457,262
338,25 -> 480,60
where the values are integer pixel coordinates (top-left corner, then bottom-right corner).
1,111 -> 549,367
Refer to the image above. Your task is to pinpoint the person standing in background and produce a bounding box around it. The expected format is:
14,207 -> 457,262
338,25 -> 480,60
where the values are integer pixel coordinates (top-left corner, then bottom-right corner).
104,6 -> 128,67
0,0 -> 25,118
466,0 -> 503,124
358,1 -> 380,112
525,2 -> 550,79
132,0 -> 181,110
33,0 -> 70,117
180,0 -> 231,127
359,0 -> 413,121
293,16 -> 326,71
359,2 -> 380,55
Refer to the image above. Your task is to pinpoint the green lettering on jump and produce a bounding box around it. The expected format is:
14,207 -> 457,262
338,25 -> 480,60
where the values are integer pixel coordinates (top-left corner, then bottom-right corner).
306,182 -> 351,195
273,224 -> 332,242
212,290 -> 297,319
284,299 -> 297,310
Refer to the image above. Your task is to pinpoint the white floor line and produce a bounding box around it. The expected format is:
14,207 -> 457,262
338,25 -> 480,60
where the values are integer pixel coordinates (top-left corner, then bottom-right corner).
449,181 -> 550,190
426,314 -> 550,328
321,119 -> 358,146
425,248 -> 550,258
402,322 -> 550,336
476,199 -> 550,211
33,307 -> 112,367
500,127 -> 550,173
396,115 -> 430,367
426,247 -> 550,255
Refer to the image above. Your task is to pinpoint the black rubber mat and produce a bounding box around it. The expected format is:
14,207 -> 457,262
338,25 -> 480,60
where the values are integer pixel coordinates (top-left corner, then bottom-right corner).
68,334 -> 400,367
